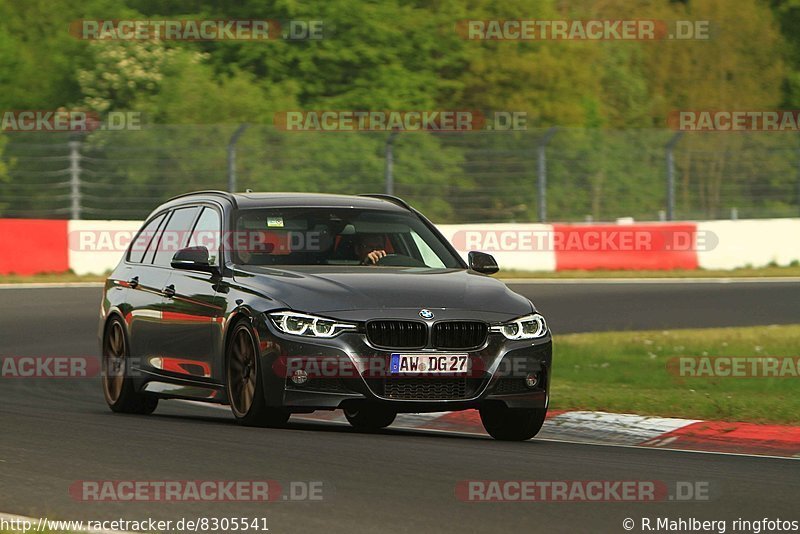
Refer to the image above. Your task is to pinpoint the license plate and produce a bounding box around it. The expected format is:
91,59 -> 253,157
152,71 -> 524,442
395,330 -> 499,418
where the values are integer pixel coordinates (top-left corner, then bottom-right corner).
389,353 -> 468,375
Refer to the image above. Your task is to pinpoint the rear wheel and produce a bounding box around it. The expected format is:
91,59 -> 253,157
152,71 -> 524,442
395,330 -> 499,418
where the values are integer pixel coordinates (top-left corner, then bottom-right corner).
479,404 -> 547,441
344,404 -> 397,431
102,317 -> 158,414
226,321 -> 289,427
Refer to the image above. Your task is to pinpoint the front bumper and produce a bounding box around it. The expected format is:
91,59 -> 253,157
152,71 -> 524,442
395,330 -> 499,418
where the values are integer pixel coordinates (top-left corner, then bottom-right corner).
253,319 -> 552,413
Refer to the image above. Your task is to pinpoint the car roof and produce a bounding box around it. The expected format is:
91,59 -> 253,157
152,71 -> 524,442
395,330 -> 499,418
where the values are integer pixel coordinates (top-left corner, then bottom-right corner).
161,190 -> 411,212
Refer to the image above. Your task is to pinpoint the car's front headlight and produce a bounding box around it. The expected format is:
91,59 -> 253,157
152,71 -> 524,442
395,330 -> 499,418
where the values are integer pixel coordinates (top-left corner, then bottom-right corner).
490,313 -> 548,340
268,311 -> 357,338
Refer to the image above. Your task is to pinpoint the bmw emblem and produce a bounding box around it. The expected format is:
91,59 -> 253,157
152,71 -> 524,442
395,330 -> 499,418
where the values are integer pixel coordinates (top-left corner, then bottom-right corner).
419,309 -> 434,320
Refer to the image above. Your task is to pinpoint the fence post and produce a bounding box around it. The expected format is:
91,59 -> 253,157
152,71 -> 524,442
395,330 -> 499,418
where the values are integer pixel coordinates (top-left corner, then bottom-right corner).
68,139 -> 82,220
665,132 -> 683,221
537,127 -> 558,223
385,130 -> 399,195
227,124 -> 249,192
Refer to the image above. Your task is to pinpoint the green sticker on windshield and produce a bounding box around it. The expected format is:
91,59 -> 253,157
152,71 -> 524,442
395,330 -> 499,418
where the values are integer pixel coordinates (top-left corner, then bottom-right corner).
267,217 -> 284,228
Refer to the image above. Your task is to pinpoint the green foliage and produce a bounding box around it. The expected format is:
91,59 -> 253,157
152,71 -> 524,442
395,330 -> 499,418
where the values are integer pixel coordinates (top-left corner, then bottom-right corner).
77,41 -> 191,113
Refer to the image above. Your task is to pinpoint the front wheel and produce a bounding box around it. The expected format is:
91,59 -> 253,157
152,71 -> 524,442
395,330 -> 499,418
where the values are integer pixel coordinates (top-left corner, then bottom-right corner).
344,404 -> 396,431
102,317 -> 158,415
226,321 -> 289,427
479,404 -> 547,441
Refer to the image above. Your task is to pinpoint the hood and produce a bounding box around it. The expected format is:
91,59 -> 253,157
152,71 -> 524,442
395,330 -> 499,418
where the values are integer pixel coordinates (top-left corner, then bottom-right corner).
233,266 -> 533,319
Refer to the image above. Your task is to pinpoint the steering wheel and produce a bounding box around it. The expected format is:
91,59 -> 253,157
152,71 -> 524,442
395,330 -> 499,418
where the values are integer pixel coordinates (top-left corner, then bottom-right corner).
374,254 -> 428,268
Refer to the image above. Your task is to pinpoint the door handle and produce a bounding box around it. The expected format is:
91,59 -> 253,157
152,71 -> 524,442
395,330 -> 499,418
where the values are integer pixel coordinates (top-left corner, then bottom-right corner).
128,276 -> 139,289
163,284 -> 176,298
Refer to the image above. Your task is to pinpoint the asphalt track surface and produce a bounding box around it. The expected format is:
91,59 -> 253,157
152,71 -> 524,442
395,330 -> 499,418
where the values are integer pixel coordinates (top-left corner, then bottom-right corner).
1,282 -> 799,533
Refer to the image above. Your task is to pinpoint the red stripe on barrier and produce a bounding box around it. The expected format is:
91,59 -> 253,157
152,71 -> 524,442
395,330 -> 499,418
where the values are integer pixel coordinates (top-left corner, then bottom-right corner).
0,219 -> 69,275
553,223 -> 699,271
643,420 -> 800,457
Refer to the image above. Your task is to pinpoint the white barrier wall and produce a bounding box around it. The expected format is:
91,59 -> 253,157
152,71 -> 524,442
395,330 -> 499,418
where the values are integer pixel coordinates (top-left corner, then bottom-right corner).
68,220 -> 141,275
436,223 -> 557,272
696,219 -> 800,270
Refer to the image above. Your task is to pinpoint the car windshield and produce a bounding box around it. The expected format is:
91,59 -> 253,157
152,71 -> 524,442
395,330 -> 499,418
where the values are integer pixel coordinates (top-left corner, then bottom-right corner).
232,207 -> 463,268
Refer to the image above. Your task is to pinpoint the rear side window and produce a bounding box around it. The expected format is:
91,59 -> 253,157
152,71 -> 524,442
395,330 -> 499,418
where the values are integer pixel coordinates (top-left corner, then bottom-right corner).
127,213 -> 166,264
187,207 -> 222,266
152,207 -> 200,267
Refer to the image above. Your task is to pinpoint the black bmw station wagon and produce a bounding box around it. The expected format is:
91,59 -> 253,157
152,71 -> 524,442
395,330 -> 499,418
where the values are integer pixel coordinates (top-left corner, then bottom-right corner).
100,191 -> 552,440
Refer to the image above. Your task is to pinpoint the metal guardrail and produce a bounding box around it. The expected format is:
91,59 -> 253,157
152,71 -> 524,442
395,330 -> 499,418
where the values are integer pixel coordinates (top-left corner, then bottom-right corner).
1,126 -> 799,222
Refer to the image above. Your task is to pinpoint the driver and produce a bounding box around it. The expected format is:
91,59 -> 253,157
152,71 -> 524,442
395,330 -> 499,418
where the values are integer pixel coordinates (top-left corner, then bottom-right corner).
355,234 -> 387,265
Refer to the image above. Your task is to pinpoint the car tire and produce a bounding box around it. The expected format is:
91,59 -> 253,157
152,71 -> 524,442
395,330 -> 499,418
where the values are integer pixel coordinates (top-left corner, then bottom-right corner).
102,316 -> 158,415
226,321 -> 290,427
479,404 -> 547,441
343,405 -> 397,431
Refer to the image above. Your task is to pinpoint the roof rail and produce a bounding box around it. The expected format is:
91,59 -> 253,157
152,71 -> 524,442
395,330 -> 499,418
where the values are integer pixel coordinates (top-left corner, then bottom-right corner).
166,190 -> 238,206
358,193 -> 413,211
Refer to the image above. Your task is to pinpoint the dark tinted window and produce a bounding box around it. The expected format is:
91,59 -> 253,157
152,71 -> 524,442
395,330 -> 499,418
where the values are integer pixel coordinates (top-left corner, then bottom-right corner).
152,207 -> 200,267
127,213 -> 166,264
232,208 -> 462,268
187,207 -> 222,266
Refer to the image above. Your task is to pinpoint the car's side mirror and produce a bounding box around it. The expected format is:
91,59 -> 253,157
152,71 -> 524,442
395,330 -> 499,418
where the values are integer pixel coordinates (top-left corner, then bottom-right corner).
171,246 -> 217,273
468,251 -> 499,275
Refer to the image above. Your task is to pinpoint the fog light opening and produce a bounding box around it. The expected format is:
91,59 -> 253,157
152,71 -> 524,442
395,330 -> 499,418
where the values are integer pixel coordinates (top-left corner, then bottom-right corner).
291,369 -> 309,385
525,372 -> 539,389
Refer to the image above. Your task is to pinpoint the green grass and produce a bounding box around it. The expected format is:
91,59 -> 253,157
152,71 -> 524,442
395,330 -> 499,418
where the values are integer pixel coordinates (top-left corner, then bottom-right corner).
551,325 -> 800,424
498,265 -> 800,279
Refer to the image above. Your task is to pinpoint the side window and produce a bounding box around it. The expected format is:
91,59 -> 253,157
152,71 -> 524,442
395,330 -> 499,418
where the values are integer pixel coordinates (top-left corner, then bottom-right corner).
143,211 -> 169,266
152,207 -> 200,267
127,213 -> 166,264
187,207 -> 222,266
410,231 -> 446,268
